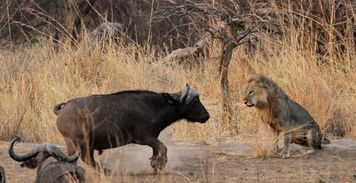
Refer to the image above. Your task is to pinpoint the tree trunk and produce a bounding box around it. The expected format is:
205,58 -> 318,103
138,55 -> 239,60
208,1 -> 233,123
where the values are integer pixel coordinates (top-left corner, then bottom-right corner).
219,40 -> 237,122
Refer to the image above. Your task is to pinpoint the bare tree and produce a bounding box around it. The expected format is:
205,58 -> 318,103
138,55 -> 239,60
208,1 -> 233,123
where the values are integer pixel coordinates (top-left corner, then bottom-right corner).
211,21 -> 260,122
156,3 -> 262,124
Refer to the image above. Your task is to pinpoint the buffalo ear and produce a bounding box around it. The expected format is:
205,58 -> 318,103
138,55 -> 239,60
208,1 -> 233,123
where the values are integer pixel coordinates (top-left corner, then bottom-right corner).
163,93 -> 180,104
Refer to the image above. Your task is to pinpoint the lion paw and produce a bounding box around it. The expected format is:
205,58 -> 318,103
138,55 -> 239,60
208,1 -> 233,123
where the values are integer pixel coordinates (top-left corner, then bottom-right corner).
305,149 -> 315,154
278,152 -> 290,159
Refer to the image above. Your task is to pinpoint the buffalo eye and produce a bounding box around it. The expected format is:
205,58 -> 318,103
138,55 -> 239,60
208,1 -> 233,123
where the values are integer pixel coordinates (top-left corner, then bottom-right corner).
191,98 -> 199,104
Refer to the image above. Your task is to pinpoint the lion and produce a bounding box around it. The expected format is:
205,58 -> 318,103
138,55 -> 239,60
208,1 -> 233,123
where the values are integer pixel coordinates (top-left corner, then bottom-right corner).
242,60 -> 330,158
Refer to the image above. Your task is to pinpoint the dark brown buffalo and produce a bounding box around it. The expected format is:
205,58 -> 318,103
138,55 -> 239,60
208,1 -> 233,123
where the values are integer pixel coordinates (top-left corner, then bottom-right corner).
0,165 -> 5,183
9,138 -> 85,183
54,84 -> 210,173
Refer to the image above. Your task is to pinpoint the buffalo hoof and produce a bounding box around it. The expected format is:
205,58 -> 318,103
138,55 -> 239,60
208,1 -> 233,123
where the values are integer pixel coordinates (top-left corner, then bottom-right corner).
153,168 -> 158,175
150,156 -> 161,172
150,155 -> 167,175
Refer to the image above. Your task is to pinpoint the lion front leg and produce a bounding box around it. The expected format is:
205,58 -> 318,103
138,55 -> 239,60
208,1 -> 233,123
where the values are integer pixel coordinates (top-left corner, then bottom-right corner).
279,131 -> 291,158
273,130 -> 281,153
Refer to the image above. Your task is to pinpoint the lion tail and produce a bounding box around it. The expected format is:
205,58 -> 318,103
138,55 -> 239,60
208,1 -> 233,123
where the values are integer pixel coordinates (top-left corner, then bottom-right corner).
53,102 -> 66,115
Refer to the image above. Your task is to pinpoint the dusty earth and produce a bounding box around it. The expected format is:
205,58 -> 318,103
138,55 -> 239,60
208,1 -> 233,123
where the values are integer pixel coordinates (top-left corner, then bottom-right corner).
1,139 -> 356,183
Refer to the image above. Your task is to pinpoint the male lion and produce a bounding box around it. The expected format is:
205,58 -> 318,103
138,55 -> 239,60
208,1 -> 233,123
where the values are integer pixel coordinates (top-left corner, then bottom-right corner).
242,61 -> 329,158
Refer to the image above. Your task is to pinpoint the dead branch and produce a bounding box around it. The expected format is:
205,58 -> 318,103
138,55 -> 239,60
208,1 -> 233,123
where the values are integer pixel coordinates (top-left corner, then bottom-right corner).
161,32 -> 211,62
71,0 -> 97,40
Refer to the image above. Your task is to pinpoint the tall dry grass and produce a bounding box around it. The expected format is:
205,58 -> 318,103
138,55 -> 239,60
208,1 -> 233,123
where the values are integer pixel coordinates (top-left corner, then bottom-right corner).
0,0 -> 353,148
0,1 -> 355,182
0,29 -> 354,144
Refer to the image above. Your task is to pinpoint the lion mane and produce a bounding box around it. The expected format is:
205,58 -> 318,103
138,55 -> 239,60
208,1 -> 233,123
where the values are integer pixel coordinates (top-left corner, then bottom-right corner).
247,74 -> 287,124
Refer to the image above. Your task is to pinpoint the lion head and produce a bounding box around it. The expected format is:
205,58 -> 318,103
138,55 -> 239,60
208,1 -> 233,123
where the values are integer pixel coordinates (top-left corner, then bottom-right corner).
243,74 -> 282,108
243,74 -> 269,107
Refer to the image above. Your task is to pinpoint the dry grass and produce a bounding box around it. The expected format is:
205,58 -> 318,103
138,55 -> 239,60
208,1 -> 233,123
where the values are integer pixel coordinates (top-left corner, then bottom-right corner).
0,29 -> 355,145
0,1 -> 355,182
250,123 -> 276,158
0,0 -> 355,157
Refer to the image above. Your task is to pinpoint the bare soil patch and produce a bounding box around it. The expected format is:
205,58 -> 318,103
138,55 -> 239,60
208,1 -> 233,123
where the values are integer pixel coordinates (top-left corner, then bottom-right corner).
1,140 -> 356,183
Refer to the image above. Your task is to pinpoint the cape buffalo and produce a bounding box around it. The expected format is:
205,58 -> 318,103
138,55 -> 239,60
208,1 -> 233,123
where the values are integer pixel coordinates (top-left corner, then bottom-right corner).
54,84 -> 210,173
9,137 -> 85,183
0,165 -> 5,183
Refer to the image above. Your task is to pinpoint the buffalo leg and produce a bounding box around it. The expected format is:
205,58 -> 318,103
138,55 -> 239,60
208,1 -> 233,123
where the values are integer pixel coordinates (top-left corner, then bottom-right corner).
64,138 -> 103,171
81,144 -> 97,167
64,137 -> 76,155
142,138 -> 167,174
80,144 -> 111,174
65,137 -> 97,165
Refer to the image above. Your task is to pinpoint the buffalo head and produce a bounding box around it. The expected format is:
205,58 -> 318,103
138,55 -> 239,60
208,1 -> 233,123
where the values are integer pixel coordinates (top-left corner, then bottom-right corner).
9,137 -> 81,169
164,84 -> 210,123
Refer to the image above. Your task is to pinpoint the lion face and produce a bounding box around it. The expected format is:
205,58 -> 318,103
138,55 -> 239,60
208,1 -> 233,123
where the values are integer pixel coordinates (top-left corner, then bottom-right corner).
243,79 -> 269,108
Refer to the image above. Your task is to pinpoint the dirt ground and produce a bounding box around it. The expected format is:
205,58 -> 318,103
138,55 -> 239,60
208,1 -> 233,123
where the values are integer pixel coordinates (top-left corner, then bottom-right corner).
1,139 -> 356,183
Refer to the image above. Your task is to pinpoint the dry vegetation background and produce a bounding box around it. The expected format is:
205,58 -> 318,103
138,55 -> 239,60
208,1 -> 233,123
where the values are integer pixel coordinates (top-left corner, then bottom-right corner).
0,0 -> 355,146
0,1 -> 356,182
